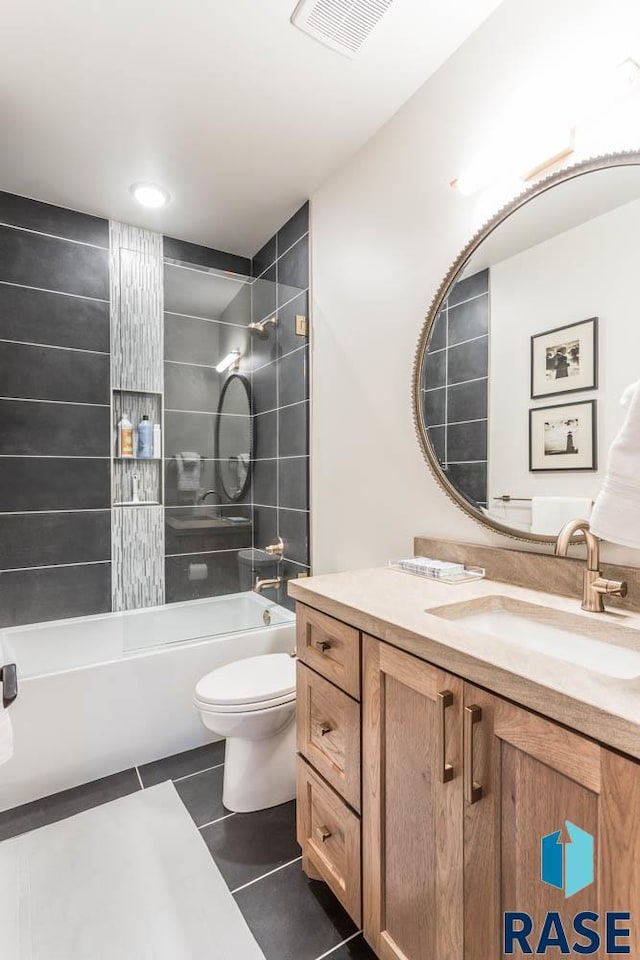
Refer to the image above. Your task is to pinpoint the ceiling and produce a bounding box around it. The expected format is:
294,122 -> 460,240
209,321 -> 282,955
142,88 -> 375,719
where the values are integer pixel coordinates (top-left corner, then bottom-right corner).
0,0 -> 503,257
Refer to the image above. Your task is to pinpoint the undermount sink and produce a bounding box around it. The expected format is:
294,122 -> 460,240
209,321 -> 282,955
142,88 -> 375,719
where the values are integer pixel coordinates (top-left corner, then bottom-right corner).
428,595 -> 640,680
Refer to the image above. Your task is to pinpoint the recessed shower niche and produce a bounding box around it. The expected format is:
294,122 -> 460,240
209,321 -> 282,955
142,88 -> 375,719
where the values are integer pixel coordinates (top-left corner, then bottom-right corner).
112,389 -> 163,506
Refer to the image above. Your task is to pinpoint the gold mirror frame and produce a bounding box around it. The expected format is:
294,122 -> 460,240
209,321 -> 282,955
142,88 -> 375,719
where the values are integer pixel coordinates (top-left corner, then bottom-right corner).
412,149 -> 640,544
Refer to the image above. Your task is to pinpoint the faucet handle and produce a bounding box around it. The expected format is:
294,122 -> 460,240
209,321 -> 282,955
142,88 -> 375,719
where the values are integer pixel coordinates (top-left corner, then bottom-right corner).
592,577 -> 628,599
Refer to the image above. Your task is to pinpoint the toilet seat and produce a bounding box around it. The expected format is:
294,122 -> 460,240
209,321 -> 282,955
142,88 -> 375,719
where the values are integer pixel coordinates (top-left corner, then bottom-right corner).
195,653 -> 296,713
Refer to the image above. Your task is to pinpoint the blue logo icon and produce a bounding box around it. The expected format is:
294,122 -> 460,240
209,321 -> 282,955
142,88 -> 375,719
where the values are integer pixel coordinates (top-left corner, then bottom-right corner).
541,821 -> 594,899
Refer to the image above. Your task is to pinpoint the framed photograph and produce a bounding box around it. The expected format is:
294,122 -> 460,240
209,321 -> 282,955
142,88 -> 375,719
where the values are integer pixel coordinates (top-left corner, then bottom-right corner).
530,317 -> 598,399
529,400 -> 597,472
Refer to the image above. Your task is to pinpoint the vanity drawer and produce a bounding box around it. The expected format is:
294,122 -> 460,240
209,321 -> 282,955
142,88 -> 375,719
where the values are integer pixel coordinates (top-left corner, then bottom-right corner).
297,757 -> 361,926
297,661 -> 361,811
296,603 -> 360,699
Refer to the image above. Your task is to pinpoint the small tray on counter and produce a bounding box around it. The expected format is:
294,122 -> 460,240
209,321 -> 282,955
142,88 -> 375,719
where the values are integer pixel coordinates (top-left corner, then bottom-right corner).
388,560 -> 486,584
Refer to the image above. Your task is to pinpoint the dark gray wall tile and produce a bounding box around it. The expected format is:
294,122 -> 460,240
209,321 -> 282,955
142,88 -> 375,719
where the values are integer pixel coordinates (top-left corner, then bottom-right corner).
447,420 -> 488,463
447,379 -> 487,423
252,361 -> 277,414
165,507 -> 252,556
279,402 -> 308,458
0,561 -> 111,628
447,268 -> 489,307
0,459 -> 110,511
0,510 -> 110,570
279,457 -> 308,511
427,425 -> 445,462
164,361 -> 221,414
279,558 -> 311,612
0,226 -> 109,300
0,193 -> 109,247
254,505 -> 277,550
163,236 -> 250,276
278,507 -> 309,566
423,349 -> 446,389
277,289 -> 308,356
447,336 -> 488,385
0,400 -> 110,456
0,341 -> 109,404
446,461 -> 487,505
252,266 -> 276,324
165,550 -> 242,602
278,348 -> 308,408
277,237 -> 309,302
165,411 -> 215,458
164,314 -> 220,365
422,387 -> 445,427
0,284 -> 110,352
447,295 -> 489,346
277,202 -> 309,255
252,236 -> 277,278
254,410 -> 277,460
253,458 -> 277,506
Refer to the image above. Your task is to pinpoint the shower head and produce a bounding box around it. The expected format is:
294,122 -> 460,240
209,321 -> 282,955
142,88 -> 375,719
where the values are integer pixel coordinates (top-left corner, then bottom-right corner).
248,316 -> 277,339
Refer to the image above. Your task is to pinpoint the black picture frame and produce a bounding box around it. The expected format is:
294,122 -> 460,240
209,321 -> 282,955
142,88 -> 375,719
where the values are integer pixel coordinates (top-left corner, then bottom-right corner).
529,399 -> 597,472
530,317 -> 598,400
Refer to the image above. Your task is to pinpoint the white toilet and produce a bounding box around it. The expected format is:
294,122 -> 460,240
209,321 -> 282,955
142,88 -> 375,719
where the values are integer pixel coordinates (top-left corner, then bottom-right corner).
194,653 -> 297,813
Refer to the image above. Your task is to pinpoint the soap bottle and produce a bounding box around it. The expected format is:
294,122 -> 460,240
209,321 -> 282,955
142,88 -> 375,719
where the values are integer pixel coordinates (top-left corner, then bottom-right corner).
118,414 -> 134,458
137,415 -> 153,458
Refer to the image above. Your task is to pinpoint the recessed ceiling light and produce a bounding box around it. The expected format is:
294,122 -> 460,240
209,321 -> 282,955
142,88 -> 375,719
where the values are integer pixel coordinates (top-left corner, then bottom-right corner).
130,182 -> 170,209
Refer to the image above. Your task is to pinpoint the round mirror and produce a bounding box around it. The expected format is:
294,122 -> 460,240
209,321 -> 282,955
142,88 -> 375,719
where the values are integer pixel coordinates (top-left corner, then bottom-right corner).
414,151 -> 640,542
215,374 -> 252,502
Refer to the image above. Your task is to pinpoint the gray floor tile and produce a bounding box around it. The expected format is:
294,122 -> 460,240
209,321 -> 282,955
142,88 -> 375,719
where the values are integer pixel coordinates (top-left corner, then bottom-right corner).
201,800 -> 299,890
234,859 -> 357,960
138,741 -> 224,787
173,764 -> 227,826
0,769 -> 140,841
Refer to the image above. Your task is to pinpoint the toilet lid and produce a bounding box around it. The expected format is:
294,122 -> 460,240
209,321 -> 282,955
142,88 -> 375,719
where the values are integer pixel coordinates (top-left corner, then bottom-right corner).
195,653 -> 296,707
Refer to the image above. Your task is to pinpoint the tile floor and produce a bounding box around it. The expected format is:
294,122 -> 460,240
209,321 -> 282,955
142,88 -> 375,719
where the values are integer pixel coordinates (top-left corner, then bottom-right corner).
0,743 -> 377,960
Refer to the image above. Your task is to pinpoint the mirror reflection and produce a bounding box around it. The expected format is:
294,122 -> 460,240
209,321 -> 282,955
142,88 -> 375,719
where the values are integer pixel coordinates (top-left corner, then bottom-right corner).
216,375 -> 252,501
419,163 -> 640,537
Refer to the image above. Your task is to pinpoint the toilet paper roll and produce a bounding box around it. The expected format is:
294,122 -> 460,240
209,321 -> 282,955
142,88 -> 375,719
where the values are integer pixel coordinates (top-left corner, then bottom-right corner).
188,563 -> 208,582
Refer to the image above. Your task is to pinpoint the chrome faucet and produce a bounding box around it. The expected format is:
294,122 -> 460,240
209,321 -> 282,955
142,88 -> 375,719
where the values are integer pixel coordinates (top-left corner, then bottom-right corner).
254,576 -> 283,595
555,519 -> 627,613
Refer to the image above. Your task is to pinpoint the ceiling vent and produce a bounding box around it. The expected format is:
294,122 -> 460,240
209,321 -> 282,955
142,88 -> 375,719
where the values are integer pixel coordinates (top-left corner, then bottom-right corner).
291,0 -> 395,58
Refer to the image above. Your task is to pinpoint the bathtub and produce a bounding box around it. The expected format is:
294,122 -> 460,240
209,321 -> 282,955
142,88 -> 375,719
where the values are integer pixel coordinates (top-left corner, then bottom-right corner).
0,593 -> 296,813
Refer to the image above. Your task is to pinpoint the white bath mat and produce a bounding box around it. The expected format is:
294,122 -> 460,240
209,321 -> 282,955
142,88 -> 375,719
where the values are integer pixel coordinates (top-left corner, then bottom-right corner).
0,781 -> 266,959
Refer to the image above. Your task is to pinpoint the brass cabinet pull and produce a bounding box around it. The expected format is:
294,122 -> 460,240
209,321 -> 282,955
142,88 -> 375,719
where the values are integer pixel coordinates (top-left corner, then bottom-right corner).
318,721 -> 332,736
314,639 -> 331,653
438,690 -> 454,783
464,704 -> 483,804
316,825 -> 332,842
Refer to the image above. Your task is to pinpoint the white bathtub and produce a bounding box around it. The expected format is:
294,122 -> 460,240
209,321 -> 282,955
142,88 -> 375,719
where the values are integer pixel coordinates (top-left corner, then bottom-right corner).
0,593 -> 296,813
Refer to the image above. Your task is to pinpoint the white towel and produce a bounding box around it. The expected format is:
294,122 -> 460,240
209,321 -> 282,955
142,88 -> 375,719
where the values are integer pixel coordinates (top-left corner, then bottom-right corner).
175,452 -> 202,492
531,496 -> 593,535
590,381 -> 640,548
0,704 -> 13,767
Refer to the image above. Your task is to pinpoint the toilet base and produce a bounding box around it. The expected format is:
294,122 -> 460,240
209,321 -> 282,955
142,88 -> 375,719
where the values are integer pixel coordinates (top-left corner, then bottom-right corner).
222,714 -> 296,813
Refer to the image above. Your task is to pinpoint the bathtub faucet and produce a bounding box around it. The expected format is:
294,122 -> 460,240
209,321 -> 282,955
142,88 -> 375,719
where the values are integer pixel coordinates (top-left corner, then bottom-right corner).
254,576 -> 283,595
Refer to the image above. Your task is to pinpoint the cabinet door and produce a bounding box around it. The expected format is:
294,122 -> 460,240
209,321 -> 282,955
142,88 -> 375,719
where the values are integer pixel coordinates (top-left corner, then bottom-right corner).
463,684 -> 640,958
362,635 -> 464,960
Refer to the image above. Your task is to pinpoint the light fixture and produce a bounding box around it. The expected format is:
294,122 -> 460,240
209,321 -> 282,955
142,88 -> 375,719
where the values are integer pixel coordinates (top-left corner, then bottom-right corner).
130,182 -> 170,209
216,349 -> 241,374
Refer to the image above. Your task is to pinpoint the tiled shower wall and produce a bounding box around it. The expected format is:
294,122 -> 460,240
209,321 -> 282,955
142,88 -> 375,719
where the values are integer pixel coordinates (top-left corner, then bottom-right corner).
422,268 -> 489,507
0,193 -> 112,627
0,190 -> 310,625
251,203 -> 310,609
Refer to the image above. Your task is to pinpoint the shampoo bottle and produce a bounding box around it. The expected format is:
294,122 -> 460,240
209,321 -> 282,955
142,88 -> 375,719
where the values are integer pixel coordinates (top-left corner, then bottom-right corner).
137,415 -> 153,458
118,414 -> 134,458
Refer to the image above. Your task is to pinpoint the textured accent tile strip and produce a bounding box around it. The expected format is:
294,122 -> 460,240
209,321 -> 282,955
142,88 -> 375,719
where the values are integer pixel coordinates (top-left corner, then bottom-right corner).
112,505 -> 164,611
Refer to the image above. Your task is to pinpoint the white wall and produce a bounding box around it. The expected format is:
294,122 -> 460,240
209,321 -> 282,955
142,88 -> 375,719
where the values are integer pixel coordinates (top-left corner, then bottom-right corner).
488,197 -> 640,530
310,0 -> 640,573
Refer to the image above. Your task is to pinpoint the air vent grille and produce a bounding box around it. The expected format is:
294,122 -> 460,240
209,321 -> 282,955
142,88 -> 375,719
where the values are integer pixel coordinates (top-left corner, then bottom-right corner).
291,0 -> 395,58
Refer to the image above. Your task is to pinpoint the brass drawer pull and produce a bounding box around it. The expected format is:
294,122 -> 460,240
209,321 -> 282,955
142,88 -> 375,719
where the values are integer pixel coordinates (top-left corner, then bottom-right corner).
318,721 -> 332,736
464,704 -> 483,804
314,639 -> 331,653
438,690 -> 454,783
316,825 -> 332,842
